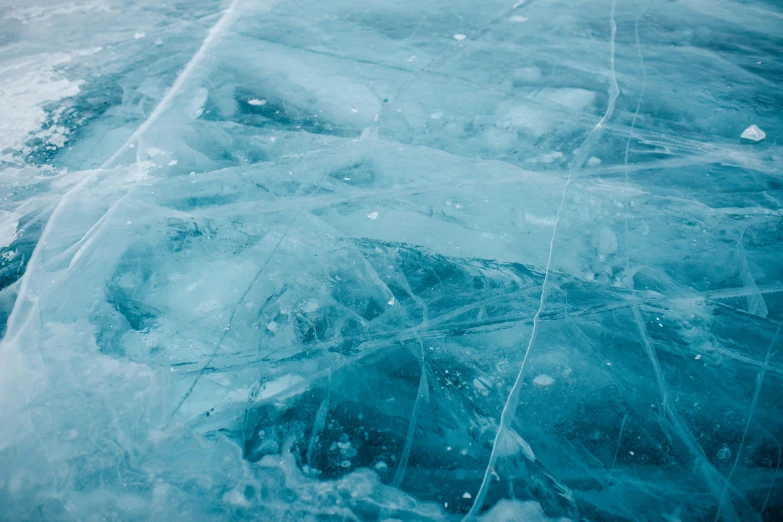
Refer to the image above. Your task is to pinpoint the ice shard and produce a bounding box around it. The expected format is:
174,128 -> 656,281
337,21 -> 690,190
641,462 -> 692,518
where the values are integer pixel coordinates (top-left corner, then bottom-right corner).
0,0 -> 782,520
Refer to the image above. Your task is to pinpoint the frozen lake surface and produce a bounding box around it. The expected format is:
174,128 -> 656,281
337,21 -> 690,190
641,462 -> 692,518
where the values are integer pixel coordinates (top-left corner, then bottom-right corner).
0,0 -> 782,520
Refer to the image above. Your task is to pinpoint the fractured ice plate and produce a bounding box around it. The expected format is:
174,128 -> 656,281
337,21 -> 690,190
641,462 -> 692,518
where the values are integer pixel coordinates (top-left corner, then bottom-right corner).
0,0 -> 782,521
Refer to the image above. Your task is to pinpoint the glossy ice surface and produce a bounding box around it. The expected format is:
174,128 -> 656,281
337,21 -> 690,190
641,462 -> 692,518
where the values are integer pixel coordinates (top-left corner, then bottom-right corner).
0,0 -> 782,520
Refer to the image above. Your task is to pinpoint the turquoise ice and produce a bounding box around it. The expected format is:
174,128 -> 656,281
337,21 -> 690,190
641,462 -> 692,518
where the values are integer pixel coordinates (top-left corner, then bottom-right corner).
0,0 -> 781,520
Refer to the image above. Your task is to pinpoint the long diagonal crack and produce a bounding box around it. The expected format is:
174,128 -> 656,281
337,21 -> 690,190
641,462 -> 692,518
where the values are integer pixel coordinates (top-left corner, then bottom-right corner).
464,0 -> 621,517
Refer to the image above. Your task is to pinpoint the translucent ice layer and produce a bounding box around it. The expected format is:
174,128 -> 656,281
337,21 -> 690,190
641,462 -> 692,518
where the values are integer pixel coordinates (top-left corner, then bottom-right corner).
0,0 -> 782,520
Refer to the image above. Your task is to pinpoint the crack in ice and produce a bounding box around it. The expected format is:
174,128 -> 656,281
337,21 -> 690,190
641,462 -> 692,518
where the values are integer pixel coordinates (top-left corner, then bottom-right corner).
464,0 -> 621,516
714,321 -> 782,522
3,0 -> 259,341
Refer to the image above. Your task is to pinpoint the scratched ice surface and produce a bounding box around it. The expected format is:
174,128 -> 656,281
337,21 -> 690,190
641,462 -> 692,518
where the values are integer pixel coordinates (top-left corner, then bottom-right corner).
1,0 -> 783,520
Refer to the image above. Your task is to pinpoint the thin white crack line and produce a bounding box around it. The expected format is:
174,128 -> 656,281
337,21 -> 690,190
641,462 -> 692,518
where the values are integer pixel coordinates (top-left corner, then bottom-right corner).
463,0 -> 620,517
608,413 -> 628,484
714,321 -> 781,522
622,7 -> 647,276
3,0 -> 245,340
100,0 -> 244,170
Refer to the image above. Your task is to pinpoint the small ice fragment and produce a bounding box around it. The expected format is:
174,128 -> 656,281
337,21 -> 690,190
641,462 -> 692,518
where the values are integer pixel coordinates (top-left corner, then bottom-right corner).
248,99 -> 267,106
462,492 -> 472,499
387,297 -> 395,305
134,32 -> 145,39
340,460 -> 351,468
513,0 -> 526,7
189,171 -> 196,176
168,160 -> 178,166
740,124 -> 766,143
695,354 -> 701,360
629,451 -> 635,456
717,445 -> 731,460
129,143 -> 135,148
453,34 -> 467,41
533,374 -> 554,386
154,38 -> 164,45
447,446 -> 452,451
269,137 -> 276,142
406,55 -> 417,62
350,107 -> 359,113
344,177 -> 351,180
367,212 -> 379,220
374,461 -> 388,472
587,156 -> 602,167
266,321 -> 278,333
509,15 -> 528,22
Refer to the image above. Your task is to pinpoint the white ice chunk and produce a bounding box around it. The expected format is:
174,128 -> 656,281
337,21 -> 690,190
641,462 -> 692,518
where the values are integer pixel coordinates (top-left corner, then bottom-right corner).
740,124 -> 766,142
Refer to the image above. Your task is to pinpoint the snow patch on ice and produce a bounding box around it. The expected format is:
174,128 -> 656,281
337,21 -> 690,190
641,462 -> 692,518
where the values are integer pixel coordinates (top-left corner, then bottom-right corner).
0,211 -> 20,249
0,53 -> 83,162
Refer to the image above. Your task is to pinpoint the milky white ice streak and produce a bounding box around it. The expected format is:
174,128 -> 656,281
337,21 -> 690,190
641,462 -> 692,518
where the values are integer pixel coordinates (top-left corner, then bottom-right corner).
3,0 -> 277,340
